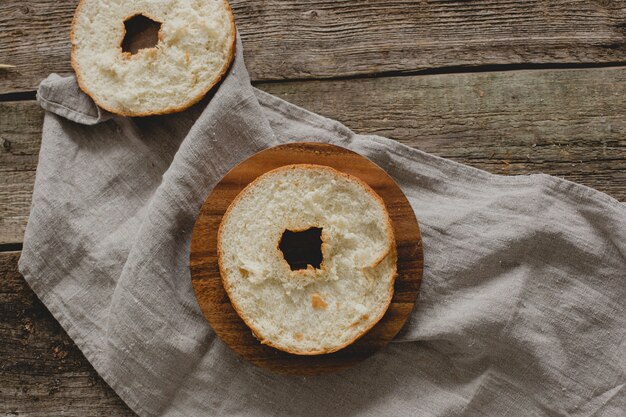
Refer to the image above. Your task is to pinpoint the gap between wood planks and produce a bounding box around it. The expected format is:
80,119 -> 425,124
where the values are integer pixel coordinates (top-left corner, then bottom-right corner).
2,61 -> 626,102
0,243 -> 22,252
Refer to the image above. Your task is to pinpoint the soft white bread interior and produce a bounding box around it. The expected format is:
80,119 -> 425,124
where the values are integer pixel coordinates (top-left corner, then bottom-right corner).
218,164 -> 397,355
71,0 -> 235,116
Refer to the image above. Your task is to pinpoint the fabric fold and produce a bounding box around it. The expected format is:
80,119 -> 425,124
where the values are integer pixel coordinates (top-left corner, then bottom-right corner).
37,73 -> 113,125
20,36 -> 626,417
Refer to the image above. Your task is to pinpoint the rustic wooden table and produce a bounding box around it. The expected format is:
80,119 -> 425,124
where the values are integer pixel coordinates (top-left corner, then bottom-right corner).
1,1 -> 625,415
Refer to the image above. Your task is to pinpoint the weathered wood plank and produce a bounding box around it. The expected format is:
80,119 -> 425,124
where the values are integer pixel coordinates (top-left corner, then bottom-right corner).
0,101 -> 42,172
0,101 -> 43,245
1,67 -> 625,244
0,170 -> 36,246
1,0 -> 626,93
265,67 -> 626,197
0,251 -> 135,417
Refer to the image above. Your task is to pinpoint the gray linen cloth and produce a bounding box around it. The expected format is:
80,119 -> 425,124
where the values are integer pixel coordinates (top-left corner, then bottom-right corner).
20,38 -> 626,417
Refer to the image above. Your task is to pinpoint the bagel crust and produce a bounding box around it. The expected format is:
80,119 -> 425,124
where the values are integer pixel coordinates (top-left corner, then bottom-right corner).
218,165 -> 397,355
70,0 -> 236,117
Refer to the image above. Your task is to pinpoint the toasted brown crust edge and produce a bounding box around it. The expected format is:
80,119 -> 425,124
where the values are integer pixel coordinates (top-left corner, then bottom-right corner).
70,0 -> 237,117
217,163 -> 398,356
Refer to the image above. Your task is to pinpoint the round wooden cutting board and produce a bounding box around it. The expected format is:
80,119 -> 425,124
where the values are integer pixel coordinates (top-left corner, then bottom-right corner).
190,142 -> 423,375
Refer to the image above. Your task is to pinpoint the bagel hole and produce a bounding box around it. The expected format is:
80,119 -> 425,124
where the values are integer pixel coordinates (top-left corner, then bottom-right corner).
122,14 -> 161,55
279,227 -> 323,271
